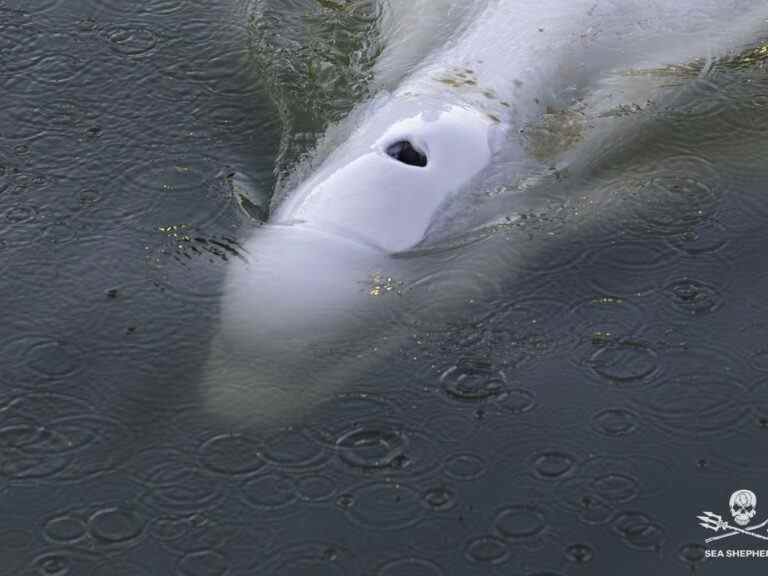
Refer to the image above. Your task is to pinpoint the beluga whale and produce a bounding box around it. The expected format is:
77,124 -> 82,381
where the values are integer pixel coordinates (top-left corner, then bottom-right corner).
202,0 -> 768,428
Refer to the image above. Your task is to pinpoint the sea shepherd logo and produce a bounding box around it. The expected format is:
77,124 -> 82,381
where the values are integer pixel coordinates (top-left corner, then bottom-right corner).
699,489 -> 768,559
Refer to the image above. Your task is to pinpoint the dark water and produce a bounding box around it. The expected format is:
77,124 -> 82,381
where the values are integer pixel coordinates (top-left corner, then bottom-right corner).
2,1 -> 768,575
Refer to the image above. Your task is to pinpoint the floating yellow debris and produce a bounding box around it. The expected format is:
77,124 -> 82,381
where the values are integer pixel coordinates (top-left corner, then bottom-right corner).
368,272 -> 403,297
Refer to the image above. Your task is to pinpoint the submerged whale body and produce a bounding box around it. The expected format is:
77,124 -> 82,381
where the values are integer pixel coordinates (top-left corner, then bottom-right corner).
203,0 -> 768,427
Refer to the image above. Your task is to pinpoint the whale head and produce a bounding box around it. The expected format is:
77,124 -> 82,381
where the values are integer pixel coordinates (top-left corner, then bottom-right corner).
204,96 -> 504,426
273,96 -> 501,253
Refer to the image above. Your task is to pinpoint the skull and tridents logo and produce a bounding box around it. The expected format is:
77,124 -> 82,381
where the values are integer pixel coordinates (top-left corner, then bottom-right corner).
731,490 -> 758,526
699,489 -> 768,543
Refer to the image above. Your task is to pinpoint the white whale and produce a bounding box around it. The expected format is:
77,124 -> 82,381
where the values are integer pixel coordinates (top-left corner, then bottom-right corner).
202,0 -> 768,427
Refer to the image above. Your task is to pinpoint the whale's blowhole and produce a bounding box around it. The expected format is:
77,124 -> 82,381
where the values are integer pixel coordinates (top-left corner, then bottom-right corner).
386,139 -> 428,167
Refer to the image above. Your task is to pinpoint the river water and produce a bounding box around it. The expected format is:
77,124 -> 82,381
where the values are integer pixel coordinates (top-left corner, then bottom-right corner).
2,1 -> 768,574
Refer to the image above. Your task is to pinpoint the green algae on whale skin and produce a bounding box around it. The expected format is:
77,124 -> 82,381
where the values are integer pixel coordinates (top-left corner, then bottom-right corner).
524,108 -> 586,161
